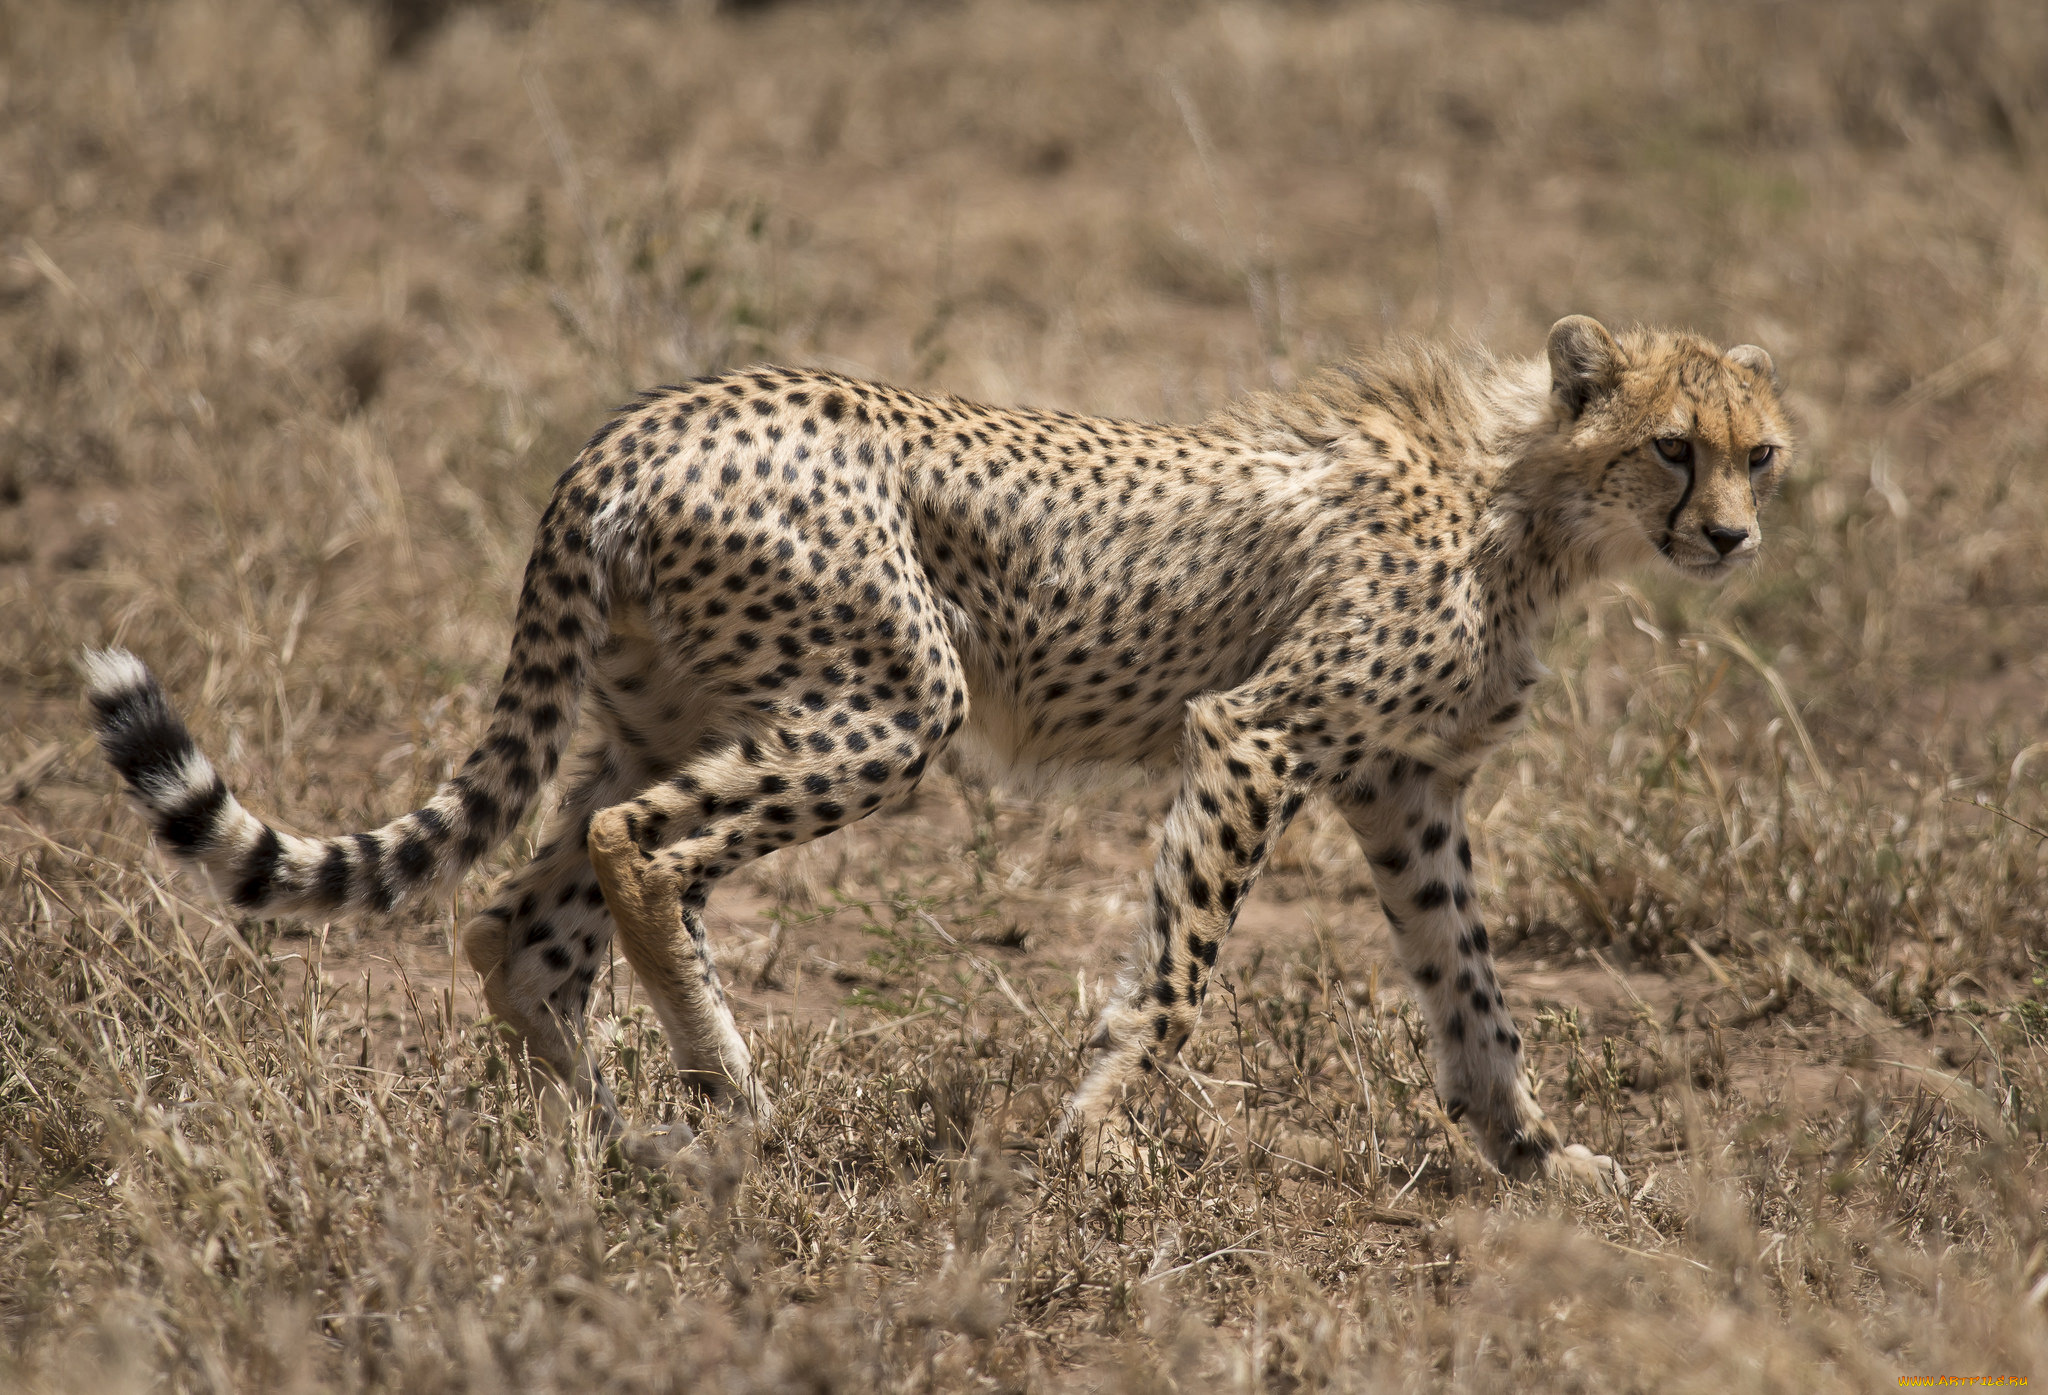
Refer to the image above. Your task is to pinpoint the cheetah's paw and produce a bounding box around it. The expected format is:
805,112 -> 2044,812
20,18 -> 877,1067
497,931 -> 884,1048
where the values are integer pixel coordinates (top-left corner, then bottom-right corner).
1055,1111 -> 1142,1179
618,1120 -> 698,1171
1544,1141 -> 1626,1194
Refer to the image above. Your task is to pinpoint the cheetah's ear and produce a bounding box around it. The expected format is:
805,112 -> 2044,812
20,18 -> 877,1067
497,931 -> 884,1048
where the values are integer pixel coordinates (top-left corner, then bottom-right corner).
1546,315 -> 1622,419
1725,343 -> 1778,390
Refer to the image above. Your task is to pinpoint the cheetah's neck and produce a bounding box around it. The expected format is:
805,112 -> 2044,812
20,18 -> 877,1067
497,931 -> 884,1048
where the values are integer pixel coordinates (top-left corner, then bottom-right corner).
1471,358 -> 1632,629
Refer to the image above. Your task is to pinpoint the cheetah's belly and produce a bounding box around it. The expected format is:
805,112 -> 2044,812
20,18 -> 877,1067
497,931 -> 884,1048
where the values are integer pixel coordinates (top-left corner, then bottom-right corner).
934,589 -> 1285,784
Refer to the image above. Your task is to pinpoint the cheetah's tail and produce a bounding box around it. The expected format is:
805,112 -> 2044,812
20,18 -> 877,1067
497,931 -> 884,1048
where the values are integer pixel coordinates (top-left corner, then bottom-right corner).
82,535 -> 604,918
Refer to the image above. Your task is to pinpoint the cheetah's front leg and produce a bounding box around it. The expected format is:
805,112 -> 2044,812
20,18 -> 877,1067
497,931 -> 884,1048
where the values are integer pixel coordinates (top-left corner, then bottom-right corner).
1333,761 -> 1619,1187
1059,691 -> 1305,1164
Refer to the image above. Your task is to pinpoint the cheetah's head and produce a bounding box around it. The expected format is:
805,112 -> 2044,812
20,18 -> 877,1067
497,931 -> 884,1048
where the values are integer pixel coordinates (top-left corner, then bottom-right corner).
1546,315 -> 1792,581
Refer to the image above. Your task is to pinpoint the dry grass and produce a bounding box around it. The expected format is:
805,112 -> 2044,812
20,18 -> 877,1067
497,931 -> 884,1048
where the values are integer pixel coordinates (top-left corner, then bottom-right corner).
6,0 -> 2048,1388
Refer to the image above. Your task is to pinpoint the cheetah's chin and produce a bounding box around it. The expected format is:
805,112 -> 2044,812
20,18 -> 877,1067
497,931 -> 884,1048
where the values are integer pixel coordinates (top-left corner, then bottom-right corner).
1676,559 -> 1732,579
1663,553 -> 1750,581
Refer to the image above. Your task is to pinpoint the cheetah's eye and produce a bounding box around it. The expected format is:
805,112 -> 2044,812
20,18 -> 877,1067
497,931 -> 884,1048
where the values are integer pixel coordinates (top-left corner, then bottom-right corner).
1652,438 -> 1692,465
1748,444 -> 1776,471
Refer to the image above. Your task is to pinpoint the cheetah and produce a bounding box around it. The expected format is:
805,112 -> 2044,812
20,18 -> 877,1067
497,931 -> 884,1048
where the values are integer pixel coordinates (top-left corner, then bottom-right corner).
85,315 -> 1790,1185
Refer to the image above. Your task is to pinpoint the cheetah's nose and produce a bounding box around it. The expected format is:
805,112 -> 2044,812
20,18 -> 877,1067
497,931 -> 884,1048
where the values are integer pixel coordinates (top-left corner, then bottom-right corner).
1703,525 -> 1749,557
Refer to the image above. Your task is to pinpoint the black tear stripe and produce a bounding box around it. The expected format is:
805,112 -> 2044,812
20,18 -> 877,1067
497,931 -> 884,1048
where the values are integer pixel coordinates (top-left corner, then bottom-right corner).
1663,458 -> 1696,539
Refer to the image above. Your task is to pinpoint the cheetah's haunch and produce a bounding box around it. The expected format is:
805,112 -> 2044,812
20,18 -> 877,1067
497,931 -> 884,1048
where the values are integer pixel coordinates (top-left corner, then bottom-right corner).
86,315 -> 1790,1185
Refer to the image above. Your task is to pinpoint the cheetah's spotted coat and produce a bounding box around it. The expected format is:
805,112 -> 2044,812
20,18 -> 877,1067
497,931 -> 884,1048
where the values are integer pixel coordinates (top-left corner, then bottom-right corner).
86,316 -> 1791,1183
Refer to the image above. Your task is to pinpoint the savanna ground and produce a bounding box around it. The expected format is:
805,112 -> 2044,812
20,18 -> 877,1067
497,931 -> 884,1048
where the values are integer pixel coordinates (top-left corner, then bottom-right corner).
4,0 -> 2048,1388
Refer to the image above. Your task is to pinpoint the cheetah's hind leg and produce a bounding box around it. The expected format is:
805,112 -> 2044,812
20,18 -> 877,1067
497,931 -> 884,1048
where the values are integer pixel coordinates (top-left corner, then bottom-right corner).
460,735 -> 655,1142
586,713 -> 956,1170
